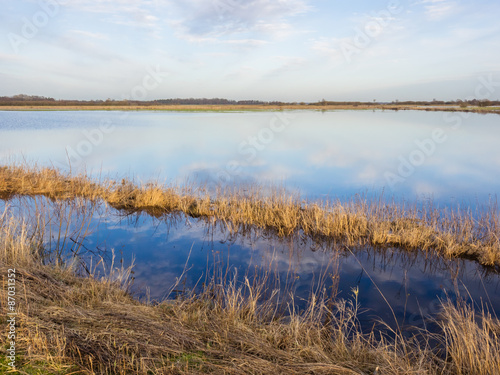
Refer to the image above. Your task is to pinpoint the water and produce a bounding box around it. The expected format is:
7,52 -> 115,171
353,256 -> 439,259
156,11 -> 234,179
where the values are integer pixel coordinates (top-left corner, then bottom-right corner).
1,196 -> 499,332
1,110 -> 499,330
1,110 -> 499,204
109,211 -> 500,330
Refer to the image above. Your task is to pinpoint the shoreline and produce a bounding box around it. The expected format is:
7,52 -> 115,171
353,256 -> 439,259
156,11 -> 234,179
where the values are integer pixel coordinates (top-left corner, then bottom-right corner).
1,104 -> 500,114
1,183 -> 499,374
1,164 -> 499,268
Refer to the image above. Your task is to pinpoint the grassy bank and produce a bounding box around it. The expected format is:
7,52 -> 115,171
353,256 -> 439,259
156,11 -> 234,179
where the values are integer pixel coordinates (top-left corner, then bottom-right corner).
1,187 -> 500,374
0,104 -> 500,114
1,164 -> 499,267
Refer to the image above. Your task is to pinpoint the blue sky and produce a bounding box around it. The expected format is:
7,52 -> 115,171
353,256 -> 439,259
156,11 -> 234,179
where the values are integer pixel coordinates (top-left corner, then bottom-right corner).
1,0 -> 499,101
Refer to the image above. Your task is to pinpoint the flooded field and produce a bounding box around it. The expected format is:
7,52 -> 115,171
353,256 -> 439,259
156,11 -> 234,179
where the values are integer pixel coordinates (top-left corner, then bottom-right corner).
1,194 -> 499,329
0,111 -> 500,332
1,109 -> 500,374
1,110 -> 499,204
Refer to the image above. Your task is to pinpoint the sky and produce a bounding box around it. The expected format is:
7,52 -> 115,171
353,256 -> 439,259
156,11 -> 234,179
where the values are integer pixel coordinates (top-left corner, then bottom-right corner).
1,0 -> 499,102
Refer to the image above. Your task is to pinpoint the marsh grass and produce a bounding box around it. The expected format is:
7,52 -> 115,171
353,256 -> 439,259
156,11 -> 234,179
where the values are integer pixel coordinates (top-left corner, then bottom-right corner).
1,104 -> 500,115
1,163 -> 499,267
1,198 -> 500,374
437,301 -> 500,375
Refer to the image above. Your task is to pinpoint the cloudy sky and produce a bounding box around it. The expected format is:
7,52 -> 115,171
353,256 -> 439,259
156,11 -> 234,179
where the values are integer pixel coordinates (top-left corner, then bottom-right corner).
1,0 -> 499,102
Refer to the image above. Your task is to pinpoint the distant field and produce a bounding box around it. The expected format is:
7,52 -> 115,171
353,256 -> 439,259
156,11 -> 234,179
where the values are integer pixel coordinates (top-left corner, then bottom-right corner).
1,104 -> 500,113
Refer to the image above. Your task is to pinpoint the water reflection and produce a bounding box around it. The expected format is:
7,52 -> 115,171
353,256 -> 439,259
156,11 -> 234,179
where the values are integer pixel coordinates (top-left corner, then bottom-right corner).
1,110 -> 499,204
107,209 -> 500,331
6,195 -> 498,334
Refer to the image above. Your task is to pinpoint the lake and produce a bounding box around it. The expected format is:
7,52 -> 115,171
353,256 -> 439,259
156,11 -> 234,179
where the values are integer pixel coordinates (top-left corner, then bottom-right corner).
1,109 -> 499,204
1,109 -> 499,331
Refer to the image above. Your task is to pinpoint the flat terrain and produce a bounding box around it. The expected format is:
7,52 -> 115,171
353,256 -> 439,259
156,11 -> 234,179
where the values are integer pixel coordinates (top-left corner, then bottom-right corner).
1,104 -> 500,113
1,170 -> 499,374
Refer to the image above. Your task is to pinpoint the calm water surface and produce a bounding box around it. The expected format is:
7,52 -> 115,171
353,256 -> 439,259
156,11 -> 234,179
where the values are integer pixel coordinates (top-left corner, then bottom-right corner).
1,192 -> 499,332
1,110 -> 499,203
1,110 -> 499,330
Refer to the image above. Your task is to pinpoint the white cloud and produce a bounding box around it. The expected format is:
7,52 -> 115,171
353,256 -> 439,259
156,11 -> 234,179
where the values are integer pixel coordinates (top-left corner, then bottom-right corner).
60,0 -> 161,34
223,66 -> 258,81
357,165 -> 379,183
172,30 -> 268,48
52,35 -> 125,62
450,26 -> 500,43
256,164 -> 304,183
103,11 -> 159,29
69,30 -> 108,40
253,21 -> 309,39
310,37 -> 348,62
310,11 -> 404,64
412,181 -> 444,196
168,0 -> 311,41
417,0 -> 459,20
59,0 -> 156,13
264,56 -> 308,78
0,53 -> 22,63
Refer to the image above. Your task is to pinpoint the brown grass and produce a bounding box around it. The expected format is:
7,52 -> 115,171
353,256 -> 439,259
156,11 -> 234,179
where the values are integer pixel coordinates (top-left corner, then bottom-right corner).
0,104 -> 499,114
437,301 -> 500,375
1,191 -> 500,374
1,163 -> 499,268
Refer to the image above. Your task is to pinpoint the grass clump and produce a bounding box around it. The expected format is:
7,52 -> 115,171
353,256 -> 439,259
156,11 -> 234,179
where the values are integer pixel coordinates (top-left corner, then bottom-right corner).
438,301 -> 500,375
1,163 -> 499,267
0,197 -> 499,374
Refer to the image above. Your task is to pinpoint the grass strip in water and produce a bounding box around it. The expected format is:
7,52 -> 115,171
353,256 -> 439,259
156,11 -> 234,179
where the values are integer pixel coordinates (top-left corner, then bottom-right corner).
0,163 -> 499,267
1,196 -> 500,374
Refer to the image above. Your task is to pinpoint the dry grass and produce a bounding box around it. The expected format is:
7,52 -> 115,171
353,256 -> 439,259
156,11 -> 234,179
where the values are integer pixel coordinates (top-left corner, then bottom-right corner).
437,301 -> 500,375
0,205 -> 417,374
1,104 -> 500,115
1,192 -> 500,374
1,163 -> 499,267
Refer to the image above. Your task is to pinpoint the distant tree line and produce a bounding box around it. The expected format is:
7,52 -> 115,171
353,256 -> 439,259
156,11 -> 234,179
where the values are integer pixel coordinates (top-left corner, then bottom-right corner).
0,95 -> 499,107
0,95 -> 275,106
385,99 -> 499,107
313,98 -> 500,107
154,98 -> 273,105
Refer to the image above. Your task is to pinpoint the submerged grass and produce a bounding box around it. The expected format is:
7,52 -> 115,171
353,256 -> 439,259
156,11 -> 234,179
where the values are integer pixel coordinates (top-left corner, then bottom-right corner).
1,187 -> 500,374
1,163 -> 499,267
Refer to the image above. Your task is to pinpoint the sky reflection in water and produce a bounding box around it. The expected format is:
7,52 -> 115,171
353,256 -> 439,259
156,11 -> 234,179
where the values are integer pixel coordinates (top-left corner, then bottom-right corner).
1,110 -> 499,204
87,208 -> 500,331
1,110 -> 499,330
2,196 -> 497,332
